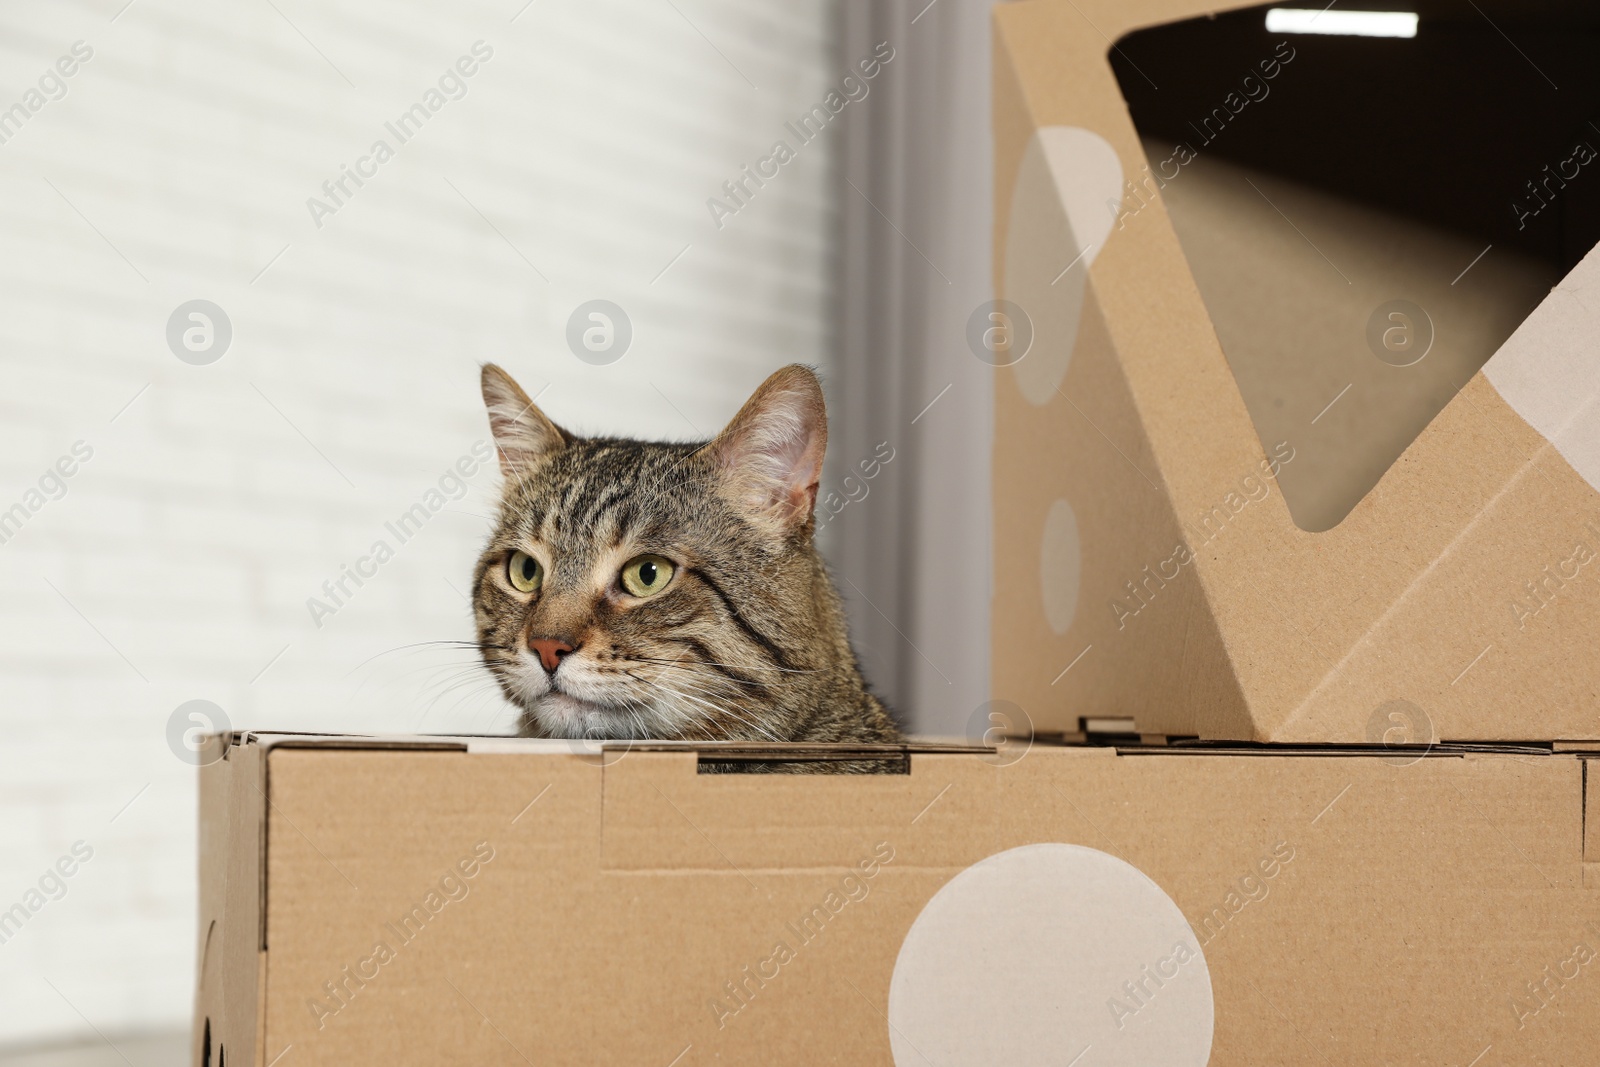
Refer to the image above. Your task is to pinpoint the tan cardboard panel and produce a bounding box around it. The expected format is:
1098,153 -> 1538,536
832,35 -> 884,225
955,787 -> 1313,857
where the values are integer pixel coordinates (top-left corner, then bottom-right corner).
991,0 -> 1600,742
994,129 -> 1250,737
193,734 -> 266,1067
197,737 -> 1600,1065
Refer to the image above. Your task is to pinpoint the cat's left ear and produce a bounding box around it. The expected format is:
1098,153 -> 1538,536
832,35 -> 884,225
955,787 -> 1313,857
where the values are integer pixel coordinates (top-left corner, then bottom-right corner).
481,363 -> 568,478
710,364 -> 827,533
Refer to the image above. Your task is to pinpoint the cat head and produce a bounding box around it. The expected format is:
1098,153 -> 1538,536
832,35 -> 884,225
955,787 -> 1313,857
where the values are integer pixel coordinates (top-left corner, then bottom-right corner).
472,363 -> 835,740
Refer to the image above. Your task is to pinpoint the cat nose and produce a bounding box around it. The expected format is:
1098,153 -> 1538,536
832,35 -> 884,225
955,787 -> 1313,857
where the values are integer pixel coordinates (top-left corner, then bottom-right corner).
528,637 -> 577,673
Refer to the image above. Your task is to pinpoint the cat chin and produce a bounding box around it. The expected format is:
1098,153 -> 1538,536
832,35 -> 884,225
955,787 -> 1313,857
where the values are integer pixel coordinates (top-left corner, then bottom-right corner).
529,692 -> 655,740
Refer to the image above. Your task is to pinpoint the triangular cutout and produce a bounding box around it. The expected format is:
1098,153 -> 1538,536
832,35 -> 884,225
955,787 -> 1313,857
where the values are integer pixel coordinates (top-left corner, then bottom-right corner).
1110,1 -> 1600,530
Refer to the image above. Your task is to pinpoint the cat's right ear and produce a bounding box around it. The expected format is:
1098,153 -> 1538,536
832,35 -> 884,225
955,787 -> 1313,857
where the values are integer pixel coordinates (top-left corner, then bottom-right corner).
481,364 -> 567,478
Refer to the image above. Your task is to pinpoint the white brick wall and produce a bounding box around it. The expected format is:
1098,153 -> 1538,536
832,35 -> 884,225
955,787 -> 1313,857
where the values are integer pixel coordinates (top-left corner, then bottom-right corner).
0,0 -> 838,1046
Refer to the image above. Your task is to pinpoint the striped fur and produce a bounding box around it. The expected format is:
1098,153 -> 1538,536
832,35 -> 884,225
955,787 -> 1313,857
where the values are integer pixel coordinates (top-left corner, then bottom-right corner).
473,364 -> 901,763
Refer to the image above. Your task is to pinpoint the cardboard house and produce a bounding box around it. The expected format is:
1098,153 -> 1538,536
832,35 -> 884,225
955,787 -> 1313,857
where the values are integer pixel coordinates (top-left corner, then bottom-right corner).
191,4 -> 1600,1065
990,0 -> 1600,744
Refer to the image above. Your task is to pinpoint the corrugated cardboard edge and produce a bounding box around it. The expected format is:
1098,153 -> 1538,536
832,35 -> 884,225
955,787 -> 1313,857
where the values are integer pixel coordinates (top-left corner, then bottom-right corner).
242,731 -> 989,760
1586,756 -> 1598,871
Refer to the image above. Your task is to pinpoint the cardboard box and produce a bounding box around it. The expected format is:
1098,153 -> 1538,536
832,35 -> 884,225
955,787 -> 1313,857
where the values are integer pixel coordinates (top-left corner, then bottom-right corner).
990,0 -> 1600,742
195,732 -> 1600,1065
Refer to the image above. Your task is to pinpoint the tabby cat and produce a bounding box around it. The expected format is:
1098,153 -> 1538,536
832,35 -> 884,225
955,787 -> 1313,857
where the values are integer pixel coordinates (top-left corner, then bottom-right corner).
472,363 -> 901,758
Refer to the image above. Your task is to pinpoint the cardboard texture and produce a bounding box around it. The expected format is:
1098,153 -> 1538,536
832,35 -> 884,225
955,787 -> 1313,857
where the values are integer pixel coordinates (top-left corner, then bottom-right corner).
990,0 -> 1600,742
194,733 -> 1600,1065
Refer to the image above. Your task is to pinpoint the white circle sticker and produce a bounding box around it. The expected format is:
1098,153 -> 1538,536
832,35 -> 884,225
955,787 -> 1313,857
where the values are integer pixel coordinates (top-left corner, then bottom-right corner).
888,844 -> 1213,1067
1003,127 -> 1124,406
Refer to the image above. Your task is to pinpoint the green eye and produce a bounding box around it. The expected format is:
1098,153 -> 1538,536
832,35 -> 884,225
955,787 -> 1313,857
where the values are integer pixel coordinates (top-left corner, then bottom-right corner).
621,554 -> 675,597
507,551 -> 543,593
